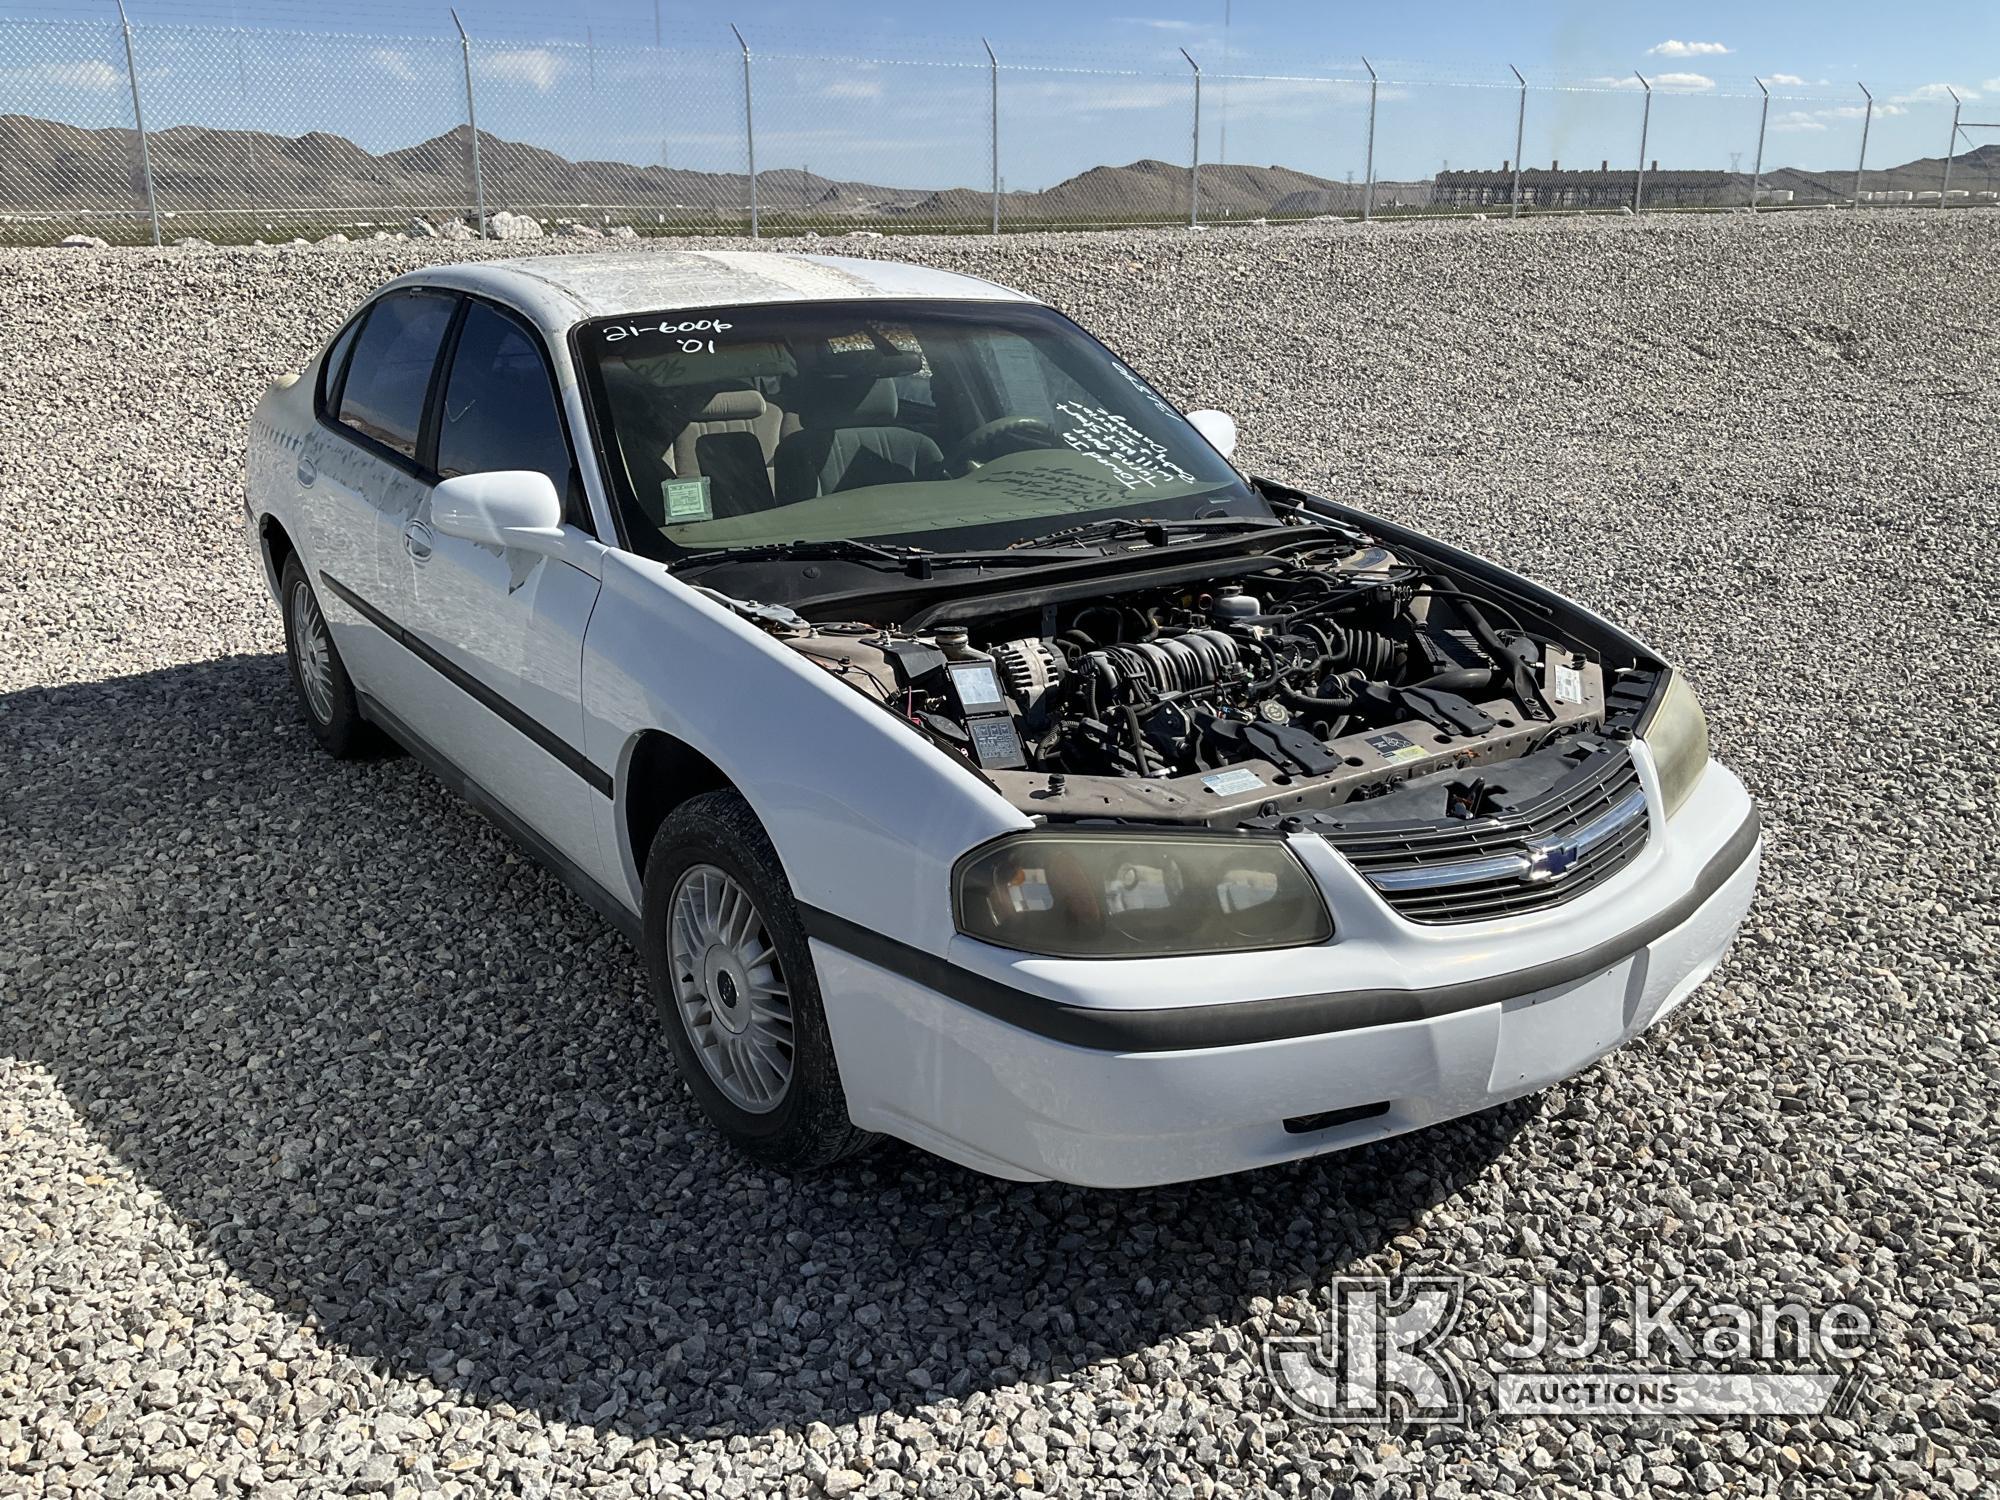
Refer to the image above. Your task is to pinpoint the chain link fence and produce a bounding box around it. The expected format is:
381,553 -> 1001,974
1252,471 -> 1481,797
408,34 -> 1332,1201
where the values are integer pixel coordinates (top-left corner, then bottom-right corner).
2,16 -> 1994,246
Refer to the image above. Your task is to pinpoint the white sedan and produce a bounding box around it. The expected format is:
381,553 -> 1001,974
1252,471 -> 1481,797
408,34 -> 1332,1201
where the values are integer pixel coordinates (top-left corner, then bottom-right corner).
246,250 -> 1758,1187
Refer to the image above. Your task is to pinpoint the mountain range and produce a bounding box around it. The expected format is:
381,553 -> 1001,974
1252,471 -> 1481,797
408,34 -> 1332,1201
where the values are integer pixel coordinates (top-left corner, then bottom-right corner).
3,114 -> 1992,232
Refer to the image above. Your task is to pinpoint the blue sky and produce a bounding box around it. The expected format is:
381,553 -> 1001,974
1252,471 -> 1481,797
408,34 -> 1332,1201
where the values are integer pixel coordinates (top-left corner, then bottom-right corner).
6,1 -> 1995,189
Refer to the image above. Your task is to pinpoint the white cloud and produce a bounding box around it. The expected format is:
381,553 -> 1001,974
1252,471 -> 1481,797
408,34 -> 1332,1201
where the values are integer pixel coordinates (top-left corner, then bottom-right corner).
1893,82 -> 1978,104
822,79 -> 883,100
40,59 -> 122,91
370,48 -> 419,84
484,48 -> 565,93
1771,111 -> 1827,132
1116,16 -> 1198,30
1655,72 -> 1717,91
1821,102 -> 1906,119
1767,73 -> 1807,86
1648,39 -> 1731,57
1589,75 -> 1649,91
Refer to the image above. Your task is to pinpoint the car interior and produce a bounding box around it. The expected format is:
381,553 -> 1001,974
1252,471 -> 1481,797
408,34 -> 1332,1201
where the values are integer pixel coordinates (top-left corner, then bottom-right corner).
598,333 -> 950,527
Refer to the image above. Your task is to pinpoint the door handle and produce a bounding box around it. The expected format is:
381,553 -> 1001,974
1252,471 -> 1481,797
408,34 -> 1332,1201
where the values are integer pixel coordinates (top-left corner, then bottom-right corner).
403,519 -> 434,563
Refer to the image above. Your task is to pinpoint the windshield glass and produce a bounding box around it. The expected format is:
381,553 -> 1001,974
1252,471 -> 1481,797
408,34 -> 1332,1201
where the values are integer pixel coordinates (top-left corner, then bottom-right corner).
574,298 -> 1269,557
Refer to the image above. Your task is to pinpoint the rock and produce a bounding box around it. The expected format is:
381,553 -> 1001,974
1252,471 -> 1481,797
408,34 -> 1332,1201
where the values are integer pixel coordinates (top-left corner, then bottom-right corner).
485,211 -> 543,240
57,233 -> 111,249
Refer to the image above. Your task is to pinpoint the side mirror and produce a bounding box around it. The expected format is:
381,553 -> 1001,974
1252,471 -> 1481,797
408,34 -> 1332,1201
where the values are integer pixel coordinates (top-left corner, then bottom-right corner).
431,470 -> 566,554
1185,409 -> 1239,459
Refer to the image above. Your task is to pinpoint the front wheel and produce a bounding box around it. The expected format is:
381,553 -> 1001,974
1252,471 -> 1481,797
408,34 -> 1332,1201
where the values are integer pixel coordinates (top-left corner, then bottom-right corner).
641,790 -> 874,1172
279,555 -> 375,758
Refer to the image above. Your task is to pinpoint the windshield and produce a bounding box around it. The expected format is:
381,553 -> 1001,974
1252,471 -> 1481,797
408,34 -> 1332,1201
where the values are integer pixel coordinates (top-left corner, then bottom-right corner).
574,298 -> 1269,558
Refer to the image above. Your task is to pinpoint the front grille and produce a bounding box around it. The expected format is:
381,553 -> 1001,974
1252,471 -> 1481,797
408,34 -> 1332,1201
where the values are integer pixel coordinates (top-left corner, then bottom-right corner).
1321,746 -> 1650,924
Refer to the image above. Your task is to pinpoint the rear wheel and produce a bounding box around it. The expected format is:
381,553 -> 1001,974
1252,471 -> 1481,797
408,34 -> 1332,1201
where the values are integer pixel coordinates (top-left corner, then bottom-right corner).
641,790 -> 874,1172
279,556 -> 374,758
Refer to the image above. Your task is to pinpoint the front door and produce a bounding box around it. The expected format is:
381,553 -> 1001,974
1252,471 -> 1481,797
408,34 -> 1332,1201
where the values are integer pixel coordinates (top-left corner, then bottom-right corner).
376,297 -> 611,889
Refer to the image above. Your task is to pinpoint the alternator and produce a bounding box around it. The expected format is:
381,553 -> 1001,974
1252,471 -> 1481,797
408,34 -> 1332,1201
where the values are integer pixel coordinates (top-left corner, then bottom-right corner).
989,637 -> 1064,712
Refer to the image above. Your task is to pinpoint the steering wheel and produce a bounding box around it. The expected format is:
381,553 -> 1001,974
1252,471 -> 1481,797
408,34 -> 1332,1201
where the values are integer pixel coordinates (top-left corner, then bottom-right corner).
947,415 -> 1060,473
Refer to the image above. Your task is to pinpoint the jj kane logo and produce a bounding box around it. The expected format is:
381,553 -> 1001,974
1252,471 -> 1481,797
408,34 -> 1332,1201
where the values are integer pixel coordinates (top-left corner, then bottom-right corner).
1263,1276 -> 1871,1427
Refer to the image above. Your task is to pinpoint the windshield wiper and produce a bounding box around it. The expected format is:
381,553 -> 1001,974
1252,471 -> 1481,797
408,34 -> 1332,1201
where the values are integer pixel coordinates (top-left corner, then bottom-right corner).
670,537 -> 1099,575
672,538 -> 929,569
1005,514 -> 1295,551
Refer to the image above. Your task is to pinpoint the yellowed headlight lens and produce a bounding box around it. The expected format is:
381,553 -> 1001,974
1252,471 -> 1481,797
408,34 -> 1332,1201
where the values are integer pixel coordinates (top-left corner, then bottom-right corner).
954,832 -> 1333,958
1645,671 -> 1710,819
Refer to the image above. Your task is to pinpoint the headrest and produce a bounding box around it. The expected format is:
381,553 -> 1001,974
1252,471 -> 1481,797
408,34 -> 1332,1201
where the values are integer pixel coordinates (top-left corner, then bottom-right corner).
692,386 -> 767,422
795,375 -> 899,428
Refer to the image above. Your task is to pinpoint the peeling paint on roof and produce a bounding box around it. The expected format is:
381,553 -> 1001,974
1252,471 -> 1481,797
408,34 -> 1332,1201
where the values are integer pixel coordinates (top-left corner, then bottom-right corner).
385,249 -> 1037,340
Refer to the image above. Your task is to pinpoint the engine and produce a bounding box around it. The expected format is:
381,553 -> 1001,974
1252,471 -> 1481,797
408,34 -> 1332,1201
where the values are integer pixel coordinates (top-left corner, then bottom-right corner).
780,540 -> 1621,825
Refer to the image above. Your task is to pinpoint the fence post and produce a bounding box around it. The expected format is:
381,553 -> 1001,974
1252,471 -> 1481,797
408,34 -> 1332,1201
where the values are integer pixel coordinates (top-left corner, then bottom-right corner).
1508,65 -> 1526,219
1751,77 -> 1768,211
1181,48 -> 1201,227
1361,56 -> 1377,221
1853,83 -> 1873,207
1633,72 -> 1651,212
1940,88 -> 1961,206
450,10 -> 486,237
982,38 -> 1000,234
114,0 -> 161,246
731,24 -> 758,238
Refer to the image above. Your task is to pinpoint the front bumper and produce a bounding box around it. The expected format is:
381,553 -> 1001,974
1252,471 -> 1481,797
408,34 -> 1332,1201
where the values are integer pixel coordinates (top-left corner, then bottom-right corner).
811,752 -> 1759,1188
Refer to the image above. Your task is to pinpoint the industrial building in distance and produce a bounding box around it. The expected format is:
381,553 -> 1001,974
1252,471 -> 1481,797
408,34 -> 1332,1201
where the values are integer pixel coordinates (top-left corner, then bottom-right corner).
1433,161 -> 1736,210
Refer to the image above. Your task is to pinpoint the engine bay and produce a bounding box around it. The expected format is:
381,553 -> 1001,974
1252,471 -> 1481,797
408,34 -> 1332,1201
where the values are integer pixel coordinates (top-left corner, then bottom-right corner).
769,531 -> 1658,828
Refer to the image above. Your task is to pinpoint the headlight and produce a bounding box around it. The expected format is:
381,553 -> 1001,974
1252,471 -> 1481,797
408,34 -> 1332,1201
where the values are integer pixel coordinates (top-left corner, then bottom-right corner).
1643,671 -> 1710,819
954,831 -> 1333,958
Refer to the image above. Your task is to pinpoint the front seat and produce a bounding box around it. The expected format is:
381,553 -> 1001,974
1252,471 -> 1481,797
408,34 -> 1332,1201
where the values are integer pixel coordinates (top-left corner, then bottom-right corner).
773,376 -> 944,501
667,386 -> 795,519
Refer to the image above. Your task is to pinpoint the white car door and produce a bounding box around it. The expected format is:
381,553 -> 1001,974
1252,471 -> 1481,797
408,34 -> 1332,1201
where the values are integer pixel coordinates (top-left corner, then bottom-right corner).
372,296 -> 611,888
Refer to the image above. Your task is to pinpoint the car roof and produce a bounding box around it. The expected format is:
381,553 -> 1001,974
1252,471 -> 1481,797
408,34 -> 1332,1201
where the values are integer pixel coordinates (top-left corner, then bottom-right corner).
381,250 -> 1040,339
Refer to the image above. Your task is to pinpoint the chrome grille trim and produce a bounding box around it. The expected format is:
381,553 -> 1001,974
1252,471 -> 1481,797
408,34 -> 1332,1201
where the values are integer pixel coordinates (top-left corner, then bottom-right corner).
1321,745 -> 1653,924
1366,786 -> 1648,892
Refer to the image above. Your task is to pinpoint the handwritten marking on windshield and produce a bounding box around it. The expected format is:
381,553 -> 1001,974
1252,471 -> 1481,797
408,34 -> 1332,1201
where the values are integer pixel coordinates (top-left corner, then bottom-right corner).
601,317 -> 735,344
1054,401 -> 1198,490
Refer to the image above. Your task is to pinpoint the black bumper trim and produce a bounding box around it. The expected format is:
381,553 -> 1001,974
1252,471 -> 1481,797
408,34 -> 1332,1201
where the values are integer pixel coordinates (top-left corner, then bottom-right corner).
319,571 -> 613,798
799,806 -> 1759,1054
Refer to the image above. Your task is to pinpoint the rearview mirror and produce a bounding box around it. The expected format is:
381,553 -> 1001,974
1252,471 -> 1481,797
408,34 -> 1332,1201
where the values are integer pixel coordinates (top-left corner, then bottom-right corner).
1185,409 -> 1238,460
431,470 -> 565,553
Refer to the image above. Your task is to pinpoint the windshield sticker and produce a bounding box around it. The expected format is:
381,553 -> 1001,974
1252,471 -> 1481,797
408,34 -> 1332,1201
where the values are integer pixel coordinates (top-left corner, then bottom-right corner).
1054,401 -> 1199,491
601,317 -> 734,345
825,332 -> 876,355
662,475 -> 713,522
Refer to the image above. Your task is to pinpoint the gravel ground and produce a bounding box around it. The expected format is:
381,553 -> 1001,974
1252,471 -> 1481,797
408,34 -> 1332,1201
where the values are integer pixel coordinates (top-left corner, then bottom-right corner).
2,212 -> 1997,1497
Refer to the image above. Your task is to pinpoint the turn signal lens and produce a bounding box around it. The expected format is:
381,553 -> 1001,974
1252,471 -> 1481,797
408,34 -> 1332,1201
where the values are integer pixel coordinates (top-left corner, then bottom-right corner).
954,832 -> 1333,958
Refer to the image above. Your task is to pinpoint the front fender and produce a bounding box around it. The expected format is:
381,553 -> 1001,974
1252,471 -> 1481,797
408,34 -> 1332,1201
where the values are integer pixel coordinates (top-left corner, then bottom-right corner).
582,553 -> 1031,952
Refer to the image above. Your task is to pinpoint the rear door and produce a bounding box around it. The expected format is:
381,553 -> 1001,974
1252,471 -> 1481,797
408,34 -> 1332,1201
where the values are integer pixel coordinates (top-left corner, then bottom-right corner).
308,288 -> 458,703
378,296 -> 609,880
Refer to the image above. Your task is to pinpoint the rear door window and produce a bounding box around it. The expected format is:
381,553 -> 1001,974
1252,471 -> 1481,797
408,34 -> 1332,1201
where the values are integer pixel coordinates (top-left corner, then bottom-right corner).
336,290 -> 456,461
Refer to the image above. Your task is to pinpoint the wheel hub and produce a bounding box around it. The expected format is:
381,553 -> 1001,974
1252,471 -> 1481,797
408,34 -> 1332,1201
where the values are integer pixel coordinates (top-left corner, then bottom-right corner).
667,863 -> 795,1113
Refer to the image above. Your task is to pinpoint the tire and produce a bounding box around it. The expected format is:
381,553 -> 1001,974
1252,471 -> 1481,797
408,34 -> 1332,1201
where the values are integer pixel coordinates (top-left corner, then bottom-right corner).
279,555 -> 375,759
641,789 -> 874,1172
